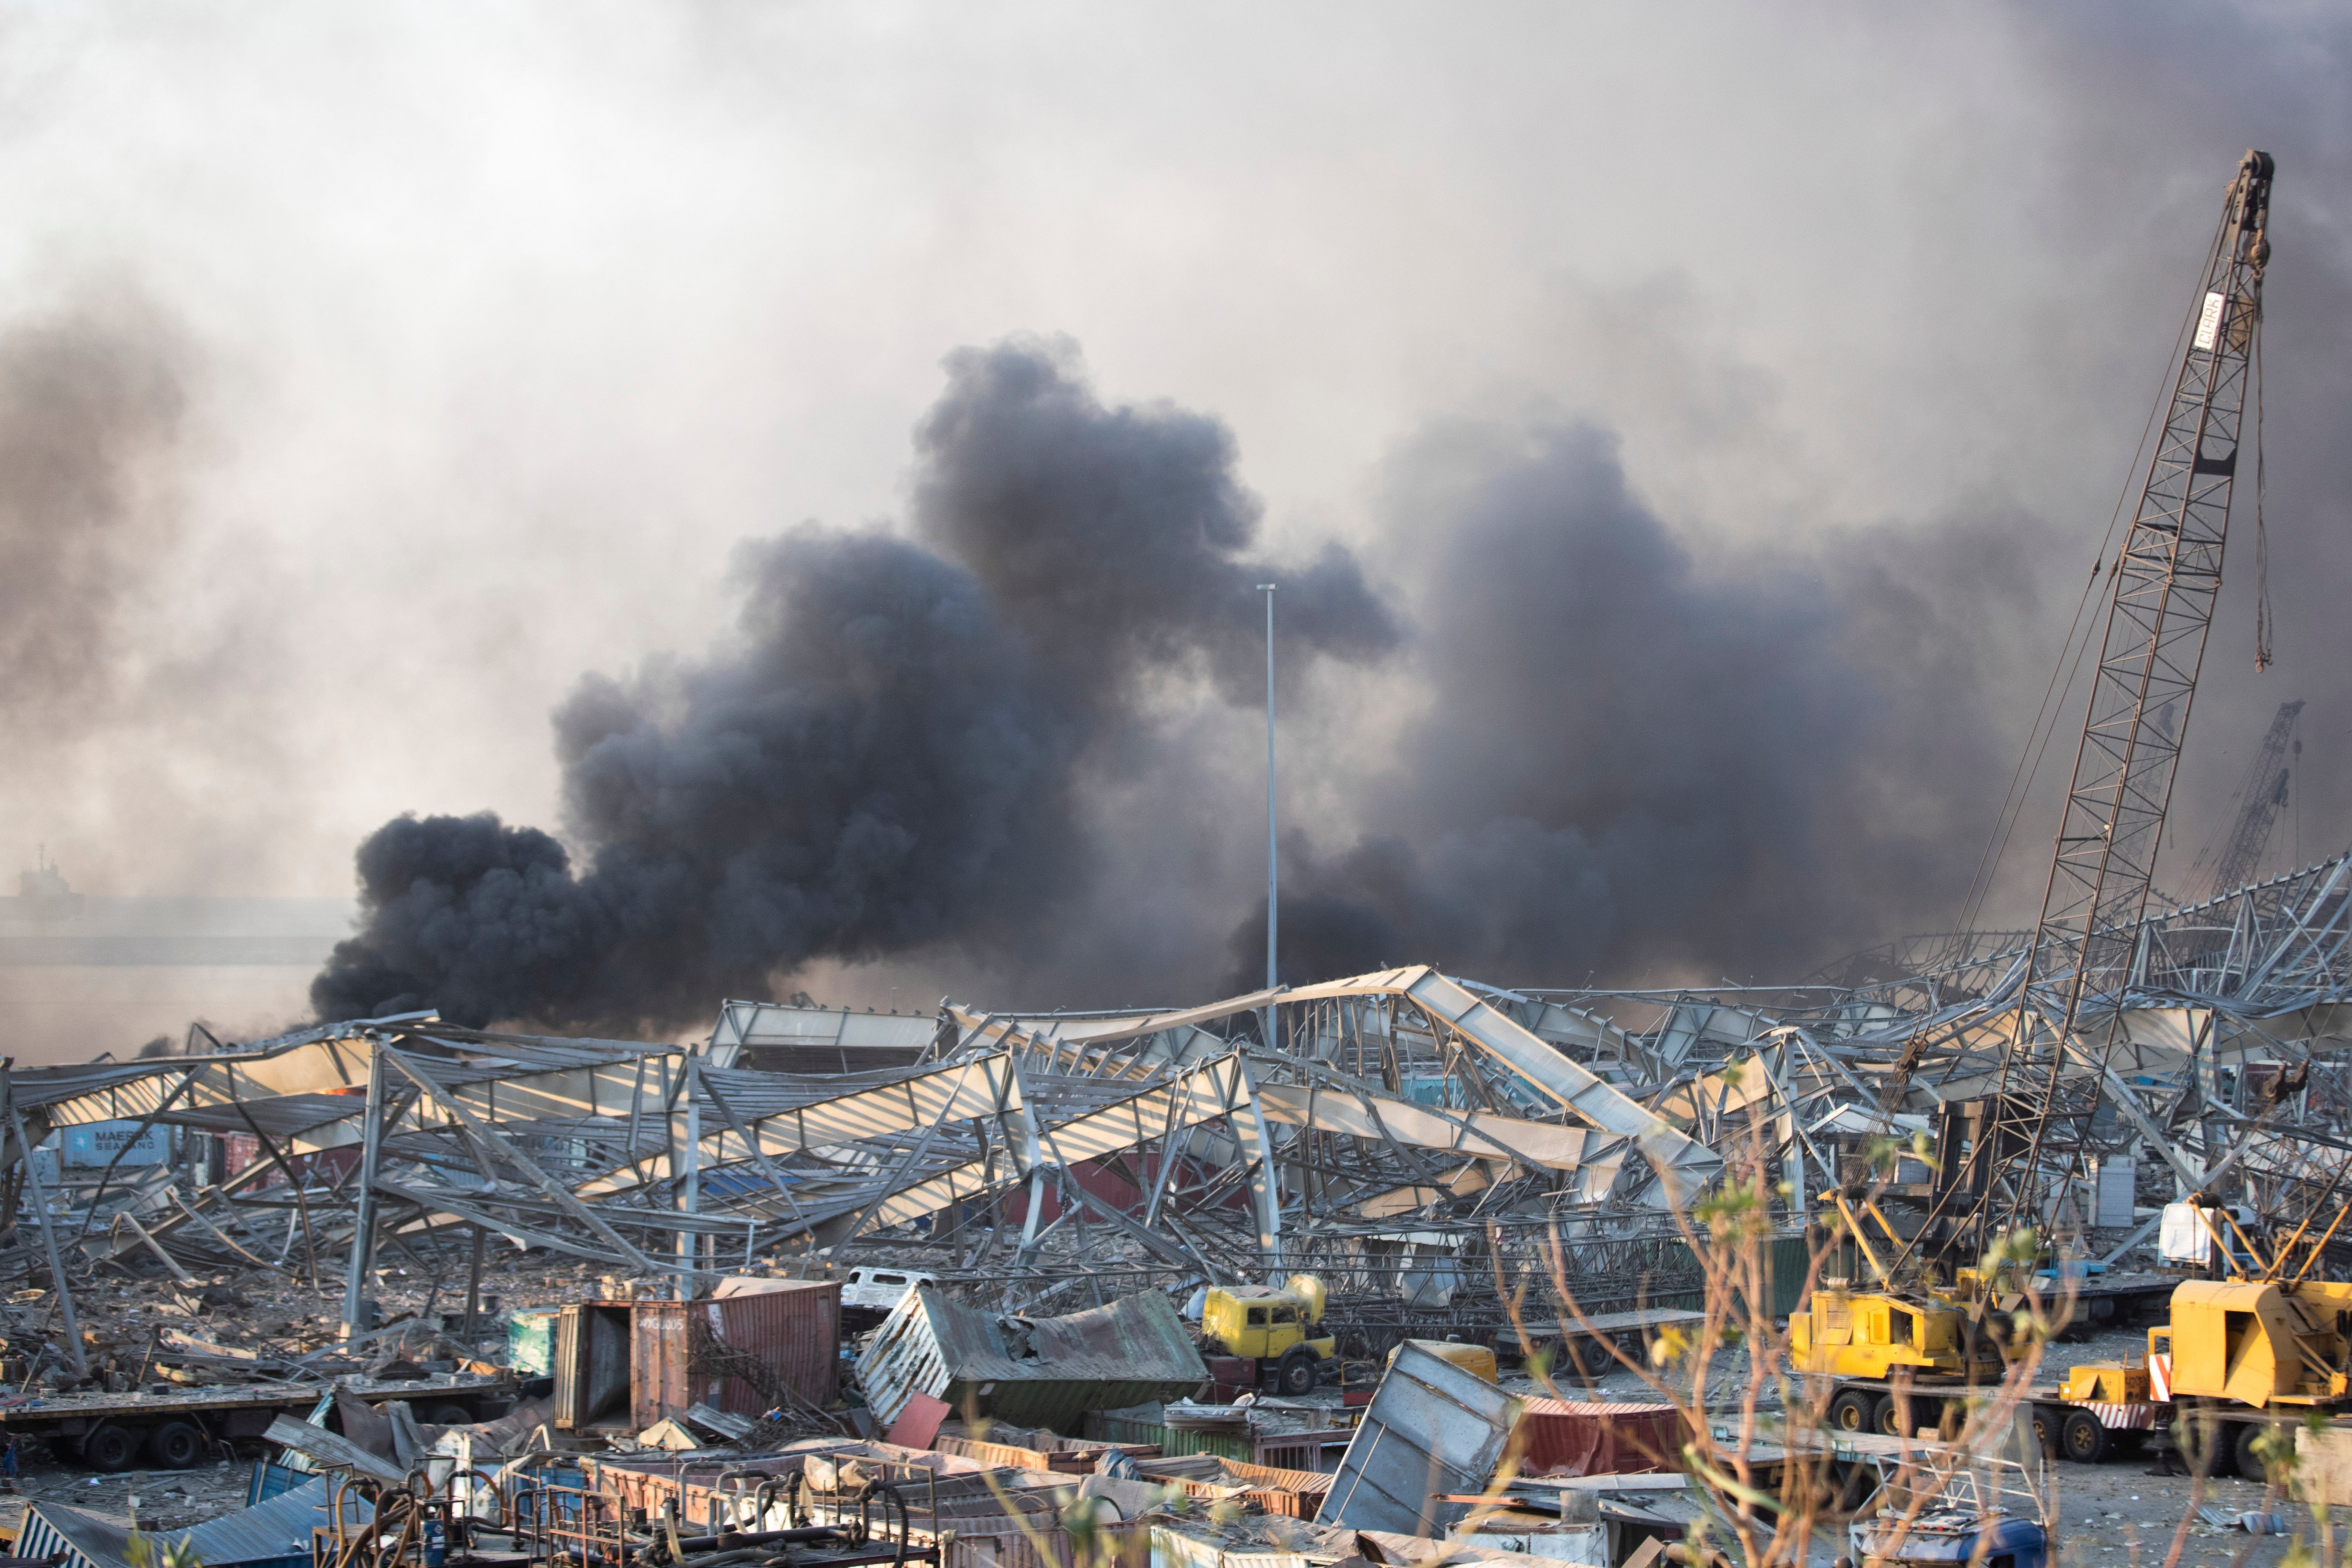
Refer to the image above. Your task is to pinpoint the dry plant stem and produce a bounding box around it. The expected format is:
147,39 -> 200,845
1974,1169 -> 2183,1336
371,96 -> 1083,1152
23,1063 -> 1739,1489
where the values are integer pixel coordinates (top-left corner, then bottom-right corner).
2158,1436 -> 2213,1568
2222,1470 -> 2284,1568
1511,1115 -> 2070,1568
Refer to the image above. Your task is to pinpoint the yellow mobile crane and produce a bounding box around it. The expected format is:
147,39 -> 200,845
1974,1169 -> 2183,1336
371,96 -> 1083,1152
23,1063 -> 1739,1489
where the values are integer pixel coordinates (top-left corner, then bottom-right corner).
1791,149 -> 2279,1446
1788,1188 -> 2006,1434
2043,1197 -> 2352,1473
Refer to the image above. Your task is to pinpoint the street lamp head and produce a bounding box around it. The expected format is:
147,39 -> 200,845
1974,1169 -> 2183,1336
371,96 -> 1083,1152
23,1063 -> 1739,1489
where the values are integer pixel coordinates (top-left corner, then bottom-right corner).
1257,583 -> 1277,592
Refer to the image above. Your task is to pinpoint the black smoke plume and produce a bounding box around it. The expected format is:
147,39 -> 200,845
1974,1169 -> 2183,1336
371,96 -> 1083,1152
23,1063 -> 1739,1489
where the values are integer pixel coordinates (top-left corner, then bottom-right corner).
1228,422 -> 2038,990
313,339 -> 1396,1029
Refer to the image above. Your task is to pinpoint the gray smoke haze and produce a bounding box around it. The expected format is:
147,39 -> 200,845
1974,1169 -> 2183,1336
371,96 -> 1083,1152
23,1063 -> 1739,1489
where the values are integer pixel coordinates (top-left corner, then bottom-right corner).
312,341 -> 1396,1028
0,294 -> 187,725
1,4 -> 2348,1060
1225,422 -> 2039,991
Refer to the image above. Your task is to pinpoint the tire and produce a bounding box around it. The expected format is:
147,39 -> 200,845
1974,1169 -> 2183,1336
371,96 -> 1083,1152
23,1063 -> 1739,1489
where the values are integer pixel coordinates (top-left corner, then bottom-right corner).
2060,1410 -> 2111,1464
2030,1412 -> 2057,1458
1828,1390 -> 1874,1433
1872,1392 -> 1912,1437
2235,1421 -> 2272,1483
2176,1412 -> 2233,1478
424,1404 -> 474,1427
1277,1350 -> 1319,1396
83,1424 -> 138,1473
146,1421 -> 204,1470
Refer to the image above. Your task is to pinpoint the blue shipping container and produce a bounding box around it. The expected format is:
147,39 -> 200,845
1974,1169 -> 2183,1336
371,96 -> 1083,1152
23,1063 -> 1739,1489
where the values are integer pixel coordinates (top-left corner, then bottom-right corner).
61,1121 -> 170,1167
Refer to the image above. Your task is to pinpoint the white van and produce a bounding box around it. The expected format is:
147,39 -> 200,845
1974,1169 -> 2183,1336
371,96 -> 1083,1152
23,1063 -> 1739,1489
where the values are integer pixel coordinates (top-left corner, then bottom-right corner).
840,1268 -> 936,1311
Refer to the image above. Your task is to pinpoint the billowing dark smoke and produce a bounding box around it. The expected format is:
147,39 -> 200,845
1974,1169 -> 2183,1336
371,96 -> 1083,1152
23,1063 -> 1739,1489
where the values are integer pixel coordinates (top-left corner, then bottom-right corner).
313,339 -> 1397,1028
1228,422 -> 2038,989
0,296 -> 188,723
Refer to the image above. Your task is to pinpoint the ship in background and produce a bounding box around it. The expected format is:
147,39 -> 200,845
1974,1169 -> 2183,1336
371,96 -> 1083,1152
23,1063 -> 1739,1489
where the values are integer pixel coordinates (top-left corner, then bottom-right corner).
11,846 -> 84,920
3,846 -> 351,966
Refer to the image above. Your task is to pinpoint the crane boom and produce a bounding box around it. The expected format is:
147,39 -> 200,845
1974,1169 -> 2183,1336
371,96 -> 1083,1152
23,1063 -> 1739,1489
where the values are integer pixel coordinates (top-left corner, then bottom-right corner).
2030,148 -> 2272,1022
1937,150 -> 2275,1263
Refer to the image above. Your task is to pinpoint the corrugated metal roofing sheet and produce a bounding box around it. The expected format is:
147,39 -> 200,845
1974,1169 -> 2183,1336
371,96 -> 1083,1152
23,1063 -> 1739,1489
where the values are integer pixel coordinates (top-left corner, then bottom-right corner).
20,1478 -> 366,1568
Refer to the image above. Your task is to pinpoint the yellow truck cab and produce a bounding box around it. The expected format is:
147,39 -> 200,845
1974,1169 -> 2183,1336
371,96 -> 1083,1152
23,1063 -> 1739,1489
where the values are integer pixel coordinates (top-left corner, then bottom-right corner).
1200,1277 -> 1336,1394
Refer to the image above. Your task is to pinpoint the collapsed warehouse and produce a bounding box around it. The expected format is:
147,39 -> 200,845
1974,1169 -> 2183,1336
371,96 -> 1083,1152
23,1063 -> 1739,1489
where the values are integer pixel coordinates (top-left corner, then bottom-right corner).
7,827 -> 2348,1366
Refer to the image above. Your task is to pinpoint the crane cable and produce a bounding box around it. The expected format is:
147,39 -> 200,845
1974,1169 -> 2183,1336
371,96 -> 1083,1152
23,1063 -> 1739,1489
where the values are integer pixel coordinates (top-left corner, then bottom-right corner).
1951,208 -> 2227,940
2253,318 -> 2273,672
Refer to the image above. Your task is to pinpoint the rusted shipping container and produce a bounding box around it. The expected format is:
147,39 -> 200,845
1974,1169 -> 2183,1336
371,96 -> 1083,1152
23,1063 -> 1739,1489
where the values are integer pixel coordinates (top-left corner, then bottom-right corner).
591,1453 -> 808,1532
1510,1397 -> 1684,1476
583,1442 -> 1128,1565
939,1516 -> 1150,1568
630,1280 -> 841,1430
1139,1456 -> 1332,1520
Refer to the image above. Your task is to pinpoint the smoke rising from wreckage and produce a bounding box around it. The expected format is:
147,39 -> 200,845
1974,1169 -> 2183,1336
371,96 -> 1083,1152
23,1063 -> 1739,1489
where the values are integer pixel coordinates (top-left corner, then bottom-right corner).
315,346 -> 2047,1033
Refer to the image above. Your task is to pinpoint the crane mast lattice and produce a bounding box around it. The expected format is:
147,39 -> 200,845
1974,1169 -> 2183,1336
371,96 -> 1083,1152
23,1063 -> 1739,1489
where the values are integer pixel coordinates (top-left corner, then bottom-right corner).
1939,150 -> 2275,1267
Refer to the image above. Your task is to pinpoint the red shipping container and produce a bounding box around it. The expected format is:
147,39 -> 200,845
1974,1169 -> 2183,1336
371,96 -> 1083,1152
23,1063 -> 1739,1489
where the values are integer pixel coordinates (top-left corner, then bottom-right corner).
1511,1398 -> 1685,1477
631,1281 -> 841,1430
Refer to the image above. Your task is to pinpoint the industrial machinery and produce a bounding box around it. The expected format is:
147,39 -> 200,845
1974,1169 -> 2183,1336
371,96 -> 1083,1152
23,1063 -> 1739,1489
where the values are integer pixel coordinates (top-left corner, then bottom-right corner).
1789,1190 -> 2006,1435
2034,1197 -> 2352,1471
1199,1274 -> 1335,1394
1793,149 -> 2281,1442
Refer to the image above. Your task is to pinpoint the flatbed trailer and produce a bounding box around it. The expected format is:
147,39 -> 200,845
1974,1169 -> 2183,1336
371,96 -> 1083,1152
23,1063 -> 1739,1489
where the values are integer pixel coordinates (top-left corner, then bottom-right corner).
0,1370 -> 516,1472
1798,1371 -> 2156,1462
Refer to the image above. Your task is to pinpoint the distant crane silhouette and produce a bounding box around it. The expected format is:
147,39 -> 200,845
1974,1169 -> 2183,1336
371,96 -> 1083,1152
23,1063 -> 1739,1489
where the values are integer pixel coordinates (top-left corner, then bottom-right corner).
2188,698 -> 2303,901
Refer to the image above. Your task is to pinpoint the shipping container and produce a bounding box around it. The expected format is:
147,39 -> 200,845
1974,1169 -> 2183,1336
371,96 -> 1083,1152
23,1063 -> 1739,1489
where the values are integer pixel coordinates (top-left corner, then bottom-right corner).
1510,1398 -> 1685,1477
508,1310 -> 560,1377
588,1452 -> 808,1533
61,1121 -> 171,1168
1317,1342 -> 1519,1535
629,1280 -> 840,1429
554,1302 -> 634,1431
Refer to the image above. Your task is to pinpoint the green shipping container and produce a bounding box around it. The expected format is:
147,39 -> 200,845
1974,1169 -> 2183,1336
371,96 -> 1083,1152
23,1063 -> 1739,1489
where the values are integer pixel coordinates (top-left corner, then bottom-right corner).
1676,1234 -> 1812,1321
508,1309 -> 560,1377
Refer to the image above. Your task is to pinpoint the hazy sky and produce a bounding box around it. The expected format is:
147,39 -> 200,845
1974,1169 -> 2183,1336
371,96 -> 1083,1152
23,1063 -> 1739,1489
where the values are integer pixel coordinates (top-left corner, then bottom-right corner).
1,4 -> 2346,1035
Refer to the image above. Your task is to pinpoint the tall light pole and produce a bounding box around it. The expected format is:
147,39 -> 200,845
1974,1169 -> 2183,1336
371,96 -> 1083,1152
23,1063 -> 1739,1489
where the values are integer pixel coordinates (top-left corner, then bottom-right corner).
1259,584 -> 1277,1050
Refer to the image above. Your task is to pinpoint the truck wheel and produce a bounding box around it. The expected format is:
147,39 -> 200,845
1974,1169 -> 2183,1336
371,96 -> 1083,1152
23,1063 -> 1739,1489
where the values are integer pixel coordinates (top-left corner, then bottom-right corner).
2061,1410 -> 2110,1464
1827,1390 -> 1873,1432
2029,1412 -> 2057,1458
1277,1349 -> 1319,1396
1871,1393 -> 1912,1437
2177,1412 -> 2233,1477
82,1424 -> 138,1473
2235,1421 -> 2272,1482
146,1421 -> 204,1470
